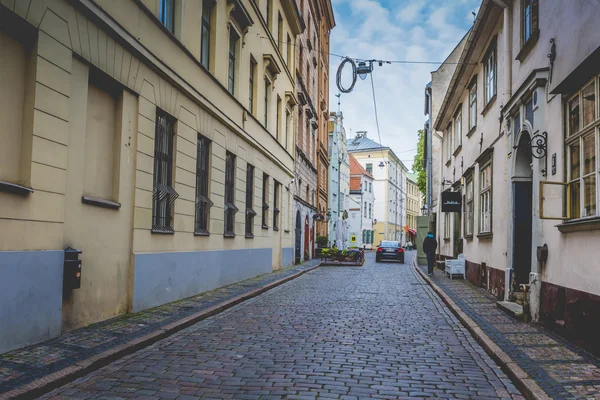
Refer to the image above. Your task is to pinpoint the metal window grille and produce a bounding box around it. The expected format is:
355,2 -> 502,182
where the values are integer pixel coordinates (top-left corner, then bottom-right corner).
152,110 -> 178,232
246,164 -> 256,237
159,0 -> 175,33
201,0 -> 212,68
249,61 -> 255,113
273,181 -> 280,230
264,78 -> 270,128
276,96 -> 281,140
224,152 -> 238,236
262,173 -> 269,228
195,135 -> 213,234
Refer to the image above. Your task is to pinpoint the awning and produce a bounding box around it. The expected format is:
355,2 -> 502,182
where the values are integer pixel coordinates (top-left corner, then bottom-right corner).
408,228 -> 417,235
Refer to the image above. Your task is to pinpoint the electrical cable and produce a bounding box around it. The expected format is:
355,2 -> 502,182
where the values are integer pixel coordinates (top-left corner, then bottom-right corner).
369,71 -> 387,162
336,57 -> 357,93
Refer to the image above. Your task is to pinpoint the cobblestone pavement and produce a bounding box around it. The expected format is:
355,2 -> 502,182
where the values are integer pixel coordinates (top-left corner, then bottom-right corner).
41,252 -> 523,399
0,260 -> 320,395
419,265 -> 600,400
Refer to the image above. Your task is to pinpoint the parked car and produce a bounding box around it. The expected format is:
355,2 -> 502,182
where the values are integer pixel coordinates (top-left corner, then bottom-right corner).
375,241 -> 405,263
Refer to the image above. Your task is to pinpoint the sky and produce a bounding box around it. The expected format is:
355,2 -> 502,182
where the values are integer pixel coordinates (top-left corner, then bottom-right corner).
329,0 -> 481,170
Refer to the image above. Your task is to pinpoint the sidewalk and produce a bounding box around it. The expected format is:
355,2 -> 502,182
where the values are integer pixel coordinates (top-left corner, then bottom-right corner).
416,264 -> 600,400
0,259 -> 321,398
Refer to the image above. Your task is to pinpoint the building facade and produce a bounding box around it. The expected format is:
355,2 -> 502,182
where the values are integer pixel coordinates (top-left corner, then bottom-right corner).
0,0 -> 303,353
432,0 -> 600,356
406,173 -> 421,244
347,132 -> 408,246
328,111 -> 349,248
348,154 -> 375,249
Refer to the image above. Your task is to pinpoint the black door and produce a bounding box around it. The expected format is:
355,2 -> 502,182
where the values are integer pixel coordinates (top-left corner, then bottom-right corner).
295,211 -> 301,264
513,182 -> 532,285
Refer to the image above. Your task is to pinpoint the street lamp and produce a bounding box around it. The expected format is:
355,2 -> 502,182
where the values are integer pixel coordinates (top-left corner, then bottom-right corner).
356,61 -> 373,80
421,204 -> 429,216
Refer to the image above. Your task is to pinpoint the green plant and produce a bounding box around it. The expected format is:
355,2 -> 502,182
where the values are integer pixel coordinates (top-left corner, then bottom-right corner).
316,235 -> 328,247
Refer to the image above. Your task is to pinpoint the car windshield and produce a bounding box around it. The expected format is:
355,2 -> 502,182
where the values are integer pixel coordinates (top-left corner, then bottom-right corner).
380,241 -> 399,248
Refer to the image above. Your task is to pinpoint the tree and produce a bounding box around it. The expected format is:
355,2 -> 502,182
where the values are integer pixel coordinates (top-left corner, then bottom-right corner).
412,129 -> 426,199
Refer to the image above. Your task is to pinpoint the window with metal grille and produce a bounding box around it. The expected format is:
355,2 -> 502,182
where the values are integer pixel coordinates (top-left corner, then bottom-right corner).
224,152 -> 238,237
228,29 -> 239,95
262,173 -> 269,228
159,0 -> 175,34
264,78 -> 270,128
249,58 -> 256,114
273,181 -> 280,230
245,164 -> 256,237
195,134 -> 213,235
201,0 -> 213,68
152,109 -> 178,233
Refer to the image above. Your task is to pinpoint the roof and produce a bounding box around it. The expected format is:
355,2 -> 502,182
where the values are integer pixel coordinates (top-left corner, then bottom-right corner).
350,177 -> 362,191
407,172 -> 418,183
347,136 -> 387,152
349,154 -> 371,177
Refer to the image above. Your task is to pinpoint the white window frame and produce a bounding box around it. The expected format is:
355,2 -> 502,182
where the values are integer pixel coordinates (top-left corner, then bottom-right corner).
454,108 -> 462,150
479,162 -> 492,234
446,123 -> 453,162
465,175 -> 474,237
469,82 -> 477,130
444,212 -> 451,239
483,43 -> 497,105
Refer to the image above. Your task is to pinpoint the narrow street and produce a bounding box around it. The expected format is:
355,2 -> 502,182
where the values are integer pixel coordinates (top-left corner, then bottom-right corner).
43,252 -> 523,399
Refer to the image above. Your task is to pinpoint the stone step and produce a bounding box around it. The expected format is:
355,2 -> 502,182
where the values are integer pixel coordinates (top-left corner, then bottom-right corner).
497,301 -> 524,321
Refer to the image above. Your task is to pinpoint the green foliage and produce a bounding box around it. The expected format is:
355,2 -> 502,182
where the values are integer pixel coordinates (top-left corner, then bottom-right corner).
316,235 -> 328,247
412,129 -> 427,199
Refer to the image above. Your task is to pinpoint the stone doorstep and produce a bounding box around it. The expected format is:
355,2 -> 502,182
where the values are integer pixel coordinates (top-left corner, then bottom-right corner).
497,301 -> 525,321
1,262 -> 322,400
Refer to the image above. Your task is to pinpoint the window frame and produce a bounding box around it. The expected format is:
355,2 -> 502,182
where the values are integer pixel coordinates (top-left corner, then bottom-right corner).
224,151 -> 238,237
273,181 -> 280,230
249,57 -> 256,114
152,109 -> 178,233
159,0 -> 175,34
464,175 -> 474,238
262,173 -> 270,229
264,77 -> 271,128
468,79 -> 477,131
479,162 -> 493,234
227,28 -> 239,95
444,212 -> 451,240
454,107 -> 462,151
200,0 -> 213,69
194,134 -> 213,235
245,164 -> 256,238
483,41 -> 497,106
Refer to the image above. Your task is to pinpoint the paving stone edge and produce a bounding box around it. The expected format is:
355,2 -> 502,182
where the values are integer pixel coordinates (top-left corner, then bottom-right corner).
413,263 -> 551,400
1,264 -> 321,400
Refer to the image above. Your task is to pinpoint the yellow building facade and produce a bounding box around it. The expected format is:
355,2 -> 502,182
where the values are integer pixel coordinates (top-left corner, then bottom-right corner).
406,174 -> 421,243
0,0 -> 303,353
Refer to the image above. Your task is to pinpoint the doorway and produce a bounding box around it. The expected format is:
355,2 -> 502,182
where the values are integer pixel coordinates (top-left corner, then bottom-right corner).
295,210 -> 301,264
512,133 -> 533,286
304,215 -> 310,260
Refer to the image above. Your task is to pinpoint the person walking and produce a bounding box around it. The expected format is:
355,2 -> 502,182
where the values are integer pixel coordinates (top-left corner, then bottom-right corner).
423,232 -> 438,276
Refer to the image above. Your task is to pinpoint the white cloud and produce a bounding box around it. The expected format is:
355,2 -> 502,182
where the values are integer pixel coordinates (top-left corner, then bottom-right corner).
329,0 -> 479,169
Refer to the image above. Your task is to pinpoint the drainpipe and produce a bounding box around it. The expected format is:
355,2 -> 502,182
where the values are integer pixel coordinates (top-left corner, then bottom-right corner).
501,2 -> 512,102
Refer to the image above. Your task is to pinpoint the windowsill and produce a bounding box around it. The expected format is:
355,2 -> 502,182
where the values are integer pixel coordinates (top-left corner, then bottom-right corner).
466,126 -> 477,138
0,181 -> 33,197
453,145 -> 462,157
262,225 -> 269,230
152,226 -> 175,234
464,235 -> 473,241
481,95 -> 497,117
224,232 -> 236,238
273,227 -> 279,231
516,30 -> 540,62
477,232 -> 493,240
284,229 -> 290,233
81,196 -> 121,210
245,233 -> 254,239
557,217 -> 600,233
194,231 -> 210,236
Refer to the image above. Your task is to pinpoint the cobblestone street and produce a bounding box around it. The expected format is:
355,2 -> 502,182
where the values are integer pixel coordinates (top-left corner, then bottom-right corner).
42,252 -> 523,399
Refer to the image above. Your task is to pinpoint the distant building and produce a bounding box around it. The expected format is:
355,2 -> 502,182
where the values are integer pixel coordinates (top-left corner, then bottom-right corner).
348,154 -> 375,249
328,112 -> 349,248
406,173 -> 421,244
347,132 -> 408,245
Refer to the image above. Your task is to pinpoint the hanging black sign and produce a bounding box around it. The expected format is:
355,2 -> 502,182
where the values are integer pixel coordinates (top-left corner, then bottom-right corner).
441,191 -> 462,213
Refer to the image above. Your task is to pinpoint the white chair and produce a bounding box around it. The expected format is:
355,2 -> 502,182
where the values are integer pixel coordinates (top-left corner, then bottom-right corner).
445,254 -> 466,279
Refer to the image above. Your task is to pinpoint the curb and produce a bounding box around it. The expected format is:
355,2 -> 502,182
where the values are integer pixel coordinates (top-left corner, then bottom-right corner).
413,264 -> 551,400
2,264 -> 321,400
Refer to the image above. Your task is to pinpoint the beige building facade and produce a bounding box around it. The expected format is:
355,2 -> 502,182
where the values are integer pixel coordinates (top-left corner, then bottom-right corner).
0,0 -> 304,353
433,0 -> 600,356
406,173 -> 421,243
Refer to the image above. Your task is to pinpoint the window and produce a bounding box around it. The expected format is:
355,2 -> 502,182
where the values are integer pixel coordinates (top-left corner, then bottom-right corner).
249,58 -> 256,114
444,212 -> 450,239
286,35 -> 292,67
364,201 -> 367,214
277,13 -> 283,49
522,0 -> 539,43
483,43 -> 497,105
273,181 -> 280,230
195,135 -> 213,235
228,29 -> 239,95
454,109 -> 462,150
368,203 -> 372,219
567,78 -> 599,219
152,110 -> 178,233
245,164 -> 256,237
469,82 -> 477,130
369,182 -> 372,192
224,152 -> 238,237
285,109 -> 290,149
262,173 -> 270,228
264,78 -> 271,128
266,0 -> 272,30
366,163 -> 373,174
446,123 -> 453,162
159,0 -> 175,33
276,95 -> 282,141
201,0 -> 213,68
479,163 -> 492,234
465,176 -> 474,237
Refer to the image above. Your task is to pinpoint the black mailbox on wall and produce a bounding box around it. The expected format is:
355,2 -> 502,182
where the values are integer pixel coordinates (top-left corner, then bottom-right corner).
64,247 -> 82,290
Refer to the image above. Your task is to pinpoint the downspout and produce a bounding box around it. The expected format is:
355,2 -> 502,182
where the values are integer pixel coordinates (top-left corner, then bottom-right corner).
502,2 -> 512,102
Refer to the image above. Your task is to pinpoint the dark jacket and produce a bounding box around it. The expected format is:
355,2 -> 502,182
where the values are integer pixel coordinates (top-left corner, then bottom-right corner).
423,235 -> 438,253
